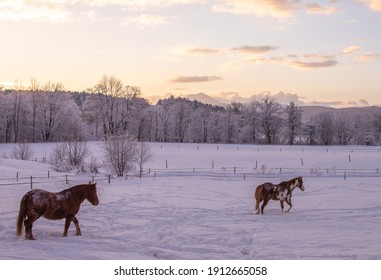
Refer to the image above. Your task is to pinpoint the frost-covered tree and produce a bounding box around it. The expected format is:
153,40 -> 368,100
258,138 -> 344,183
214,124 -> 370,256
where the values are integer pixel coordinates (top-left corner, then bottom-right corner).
136,141 -> 154,178
257,97 -> 283,144
103,133 -> 137,177
84,76 -> 147,139
371,113 -> 381,145
285,101 -> 302,145
243,101 -> 259,143
335,112 -> 352,145
316,112 -> 335,145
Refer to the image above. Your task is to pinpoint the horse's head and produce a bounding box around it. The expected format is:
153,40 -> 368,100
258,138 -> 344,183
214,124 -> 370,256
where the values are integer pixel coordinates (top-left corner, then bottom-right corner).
87,182 -> 99,206
297,176 -> 305,191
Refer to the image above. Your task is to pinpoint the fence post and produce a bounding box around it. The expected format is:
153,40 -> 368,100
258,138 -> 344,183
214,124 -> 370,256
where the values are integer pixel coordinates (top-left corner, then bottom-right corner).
30,176 -> 33,189
344,172 -> 347,180
108,174 -> 111,184
301,158 -> 304,166
17,172 -> 19,182
65,174 -> 68,184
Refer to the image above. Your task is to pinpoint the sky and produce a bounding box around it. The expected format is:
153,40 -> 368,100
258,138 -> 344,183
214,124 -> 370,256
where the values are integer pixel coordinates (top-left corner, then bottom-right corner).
0,0 -> 381,107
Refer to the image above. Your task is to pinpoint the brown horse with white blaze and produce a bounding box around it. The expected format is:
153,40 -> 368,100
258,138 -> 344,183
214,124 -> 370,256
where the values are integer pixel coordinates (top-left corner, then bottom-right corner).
255,177 -> 305,214
16,182 -> 99,240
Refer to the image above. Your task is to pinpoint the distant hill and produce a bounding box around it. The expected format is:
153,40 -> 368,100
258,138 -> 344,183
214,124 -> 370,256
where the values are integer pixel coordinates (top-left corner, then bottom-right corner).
185,92 -> 226,107
300,106 -> 381,122
182,92 -> 381,121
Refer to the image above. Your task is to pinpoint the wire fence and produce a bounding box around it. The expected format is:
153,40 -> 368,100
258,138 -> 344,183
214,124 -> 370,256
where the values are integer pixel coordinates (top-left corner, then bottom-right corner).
0,163 -> 380,189
0,172 -> 113,189
146,165 -> 381,181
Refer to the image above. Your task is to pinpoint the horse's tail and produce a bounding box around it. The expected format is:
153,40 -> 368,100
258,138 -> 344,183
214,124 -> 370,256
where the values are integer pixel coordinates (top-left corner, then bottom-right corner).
254,186 -> 262,212
16,196 -> 27,236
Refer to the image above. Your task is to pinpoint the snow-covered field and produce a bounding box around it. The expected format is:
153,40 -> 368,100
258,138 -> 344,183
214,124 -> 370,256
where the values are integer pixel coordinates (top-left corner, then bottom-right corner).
0,142 -> 380,260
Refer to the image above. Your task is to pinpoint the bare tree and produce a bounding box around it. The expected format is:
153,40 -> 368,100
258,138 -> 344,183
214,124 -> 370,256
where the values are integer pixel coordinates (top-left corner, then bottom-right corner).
103,133 -> 137,177
244,101 -> 259,143
28,78 -> 41,143
257,96 -> 283,144
136,142 -> 154,178
316,112 -> 335,145
335,112 -> 352,145
65,139 -> 89,168
12,142 -> 33,160
371,113 -> 381,144
49,139 -> 89,171
285,101 -> 302,145
86,76 -> 143,139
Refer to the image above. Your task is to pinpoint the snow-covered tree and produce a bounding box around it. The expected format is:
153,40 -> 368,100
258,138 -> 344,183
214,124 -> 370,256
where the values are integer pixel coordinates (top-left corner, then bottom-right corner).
103,133 -> 137,177
257,97 -> 283,144
284,101 -> 302,145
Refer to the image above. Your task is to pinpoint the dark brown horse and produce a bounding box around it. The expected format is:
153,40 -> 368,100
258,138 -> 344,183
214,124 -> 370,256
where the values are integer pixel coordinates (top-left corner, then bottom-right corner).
255,176 -> 304,214
16,182 -> 99,240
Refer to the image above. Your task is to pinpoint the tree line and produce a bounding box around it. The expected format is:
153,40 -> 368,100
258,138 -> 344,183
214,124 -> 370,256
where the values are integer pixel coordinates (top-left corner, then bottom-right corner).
1,76 -> 381,146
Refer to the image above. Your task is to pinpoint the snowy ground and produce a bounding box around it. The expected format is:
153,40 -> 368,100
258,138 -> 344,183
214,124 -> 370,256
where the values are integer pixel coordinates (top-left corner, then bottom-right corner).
0,142 -> 380,260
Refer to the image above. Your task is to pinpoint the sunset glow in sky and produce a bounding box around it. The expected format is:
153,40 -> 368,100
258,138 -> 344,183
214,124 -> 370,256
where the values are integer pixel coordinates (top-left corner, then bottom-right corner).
1,0 -> 381,107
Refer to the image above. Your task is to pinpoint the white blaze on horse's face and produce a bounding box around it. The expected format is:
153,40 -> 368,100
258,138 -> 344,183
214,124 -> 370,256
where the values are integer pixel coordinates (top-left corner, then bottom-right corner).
298,177 -> 305,191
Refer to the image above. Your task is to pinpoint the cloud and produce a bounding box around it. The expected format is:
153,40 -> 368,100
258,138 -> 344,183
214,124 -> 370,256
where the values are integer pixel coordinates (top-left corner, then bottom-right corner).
308,99 -> 370,107
170,76 -> 222,83
121,14 -> 169,28
354,52 -> 381,62
0,0 -> 203,23
357,0 -> 381,13
182,45 -> 278,57
230,45 -> 279,54
359,99 -> 370,106
342,45 -> 362,55
289,59 -> 338,69
114,0 -> 206,11
306,3 -> 340,15
241,52 -> 338,69
212,0 -> 300,18
184,46 -> 223,56
0,1 -> 73,23
214,90 -> 302,105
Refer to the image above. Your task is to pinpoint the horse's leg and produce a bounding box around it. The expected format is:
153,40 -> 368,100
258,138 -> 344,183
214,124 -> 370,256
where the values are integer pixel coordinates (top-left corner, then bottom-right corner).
24,219 -> 34,240
63,216 -> 82,236
285,199 -> 293,213
24,215 -> 39,240
23,210 -> 42,240
261,198 -> 269,214
63,216 -> 72,237
72,216 -> 82,236
280,200 -> 285,213
255,198 -> 262,214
